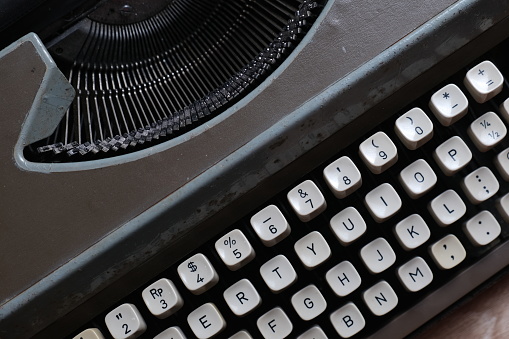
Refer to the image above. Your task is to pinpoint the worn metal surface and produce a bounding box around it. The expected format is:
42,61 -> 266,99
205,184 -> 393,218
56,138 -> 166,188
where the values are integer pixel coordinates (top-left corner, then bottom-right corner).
1,0 -> 509,337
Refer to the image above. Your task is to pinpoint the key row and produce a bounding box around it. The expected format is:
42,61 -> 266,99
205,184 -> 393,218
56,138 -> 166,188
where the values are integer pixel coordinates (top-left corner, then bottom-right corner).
301,131 -> 508,224
79,255 -> 431,339
85,238 -> 455,339
92,206 -> 505,339
305,141 -> 506,223
365,108 -> 507,176
273,163 -> 499,248
222,182 -> 502,278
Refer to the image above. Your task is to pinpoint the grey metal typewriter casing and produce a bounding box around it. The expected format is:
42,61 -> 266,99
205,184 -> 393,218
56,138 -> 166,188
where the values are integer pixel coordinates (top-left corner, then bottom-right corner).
1,0 -> 509,338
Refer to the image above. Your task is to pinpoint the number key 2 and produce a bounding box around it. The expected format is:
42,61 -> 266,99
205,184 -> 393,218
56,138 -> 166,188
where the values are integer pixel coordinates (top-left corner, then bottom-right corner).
104,304 -> 146,339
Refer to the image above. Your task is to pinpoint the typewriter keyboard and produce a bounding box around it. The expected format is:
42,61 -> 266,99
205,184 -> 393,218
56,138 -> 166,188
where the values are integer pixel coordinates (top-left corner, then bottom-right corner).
71,39 -> 509,339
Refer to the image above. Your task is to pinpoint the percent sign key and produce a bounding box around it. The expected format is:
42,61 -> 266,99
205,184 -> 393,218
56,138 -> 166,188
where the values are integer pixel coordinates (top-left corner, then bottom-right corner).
215,229 -> 255,270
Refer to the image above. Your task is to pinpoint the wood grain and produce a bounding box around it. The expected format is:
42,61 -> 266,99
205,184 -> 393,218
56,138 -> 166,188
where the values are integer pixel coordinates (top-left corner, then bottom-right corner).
414,272 -> 509,338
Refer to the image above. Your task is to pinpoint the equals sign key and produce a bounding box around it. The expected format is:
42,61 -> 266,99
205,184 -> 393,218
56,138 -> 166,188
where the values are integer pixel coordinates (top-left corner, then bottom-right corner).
465,60 -> 503,103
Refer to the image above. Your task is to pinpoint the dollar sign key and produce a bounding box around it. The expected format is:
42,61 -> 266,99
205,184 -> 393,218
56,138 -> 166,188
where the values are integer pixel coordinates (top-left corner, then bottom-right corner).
188,261 -> 198,272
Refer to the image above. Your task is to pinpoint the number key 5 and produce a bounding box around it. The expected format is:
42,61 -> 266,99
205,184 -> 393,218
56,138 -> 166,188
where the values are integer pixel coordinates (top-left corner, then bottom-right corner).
215,229 -> 255,270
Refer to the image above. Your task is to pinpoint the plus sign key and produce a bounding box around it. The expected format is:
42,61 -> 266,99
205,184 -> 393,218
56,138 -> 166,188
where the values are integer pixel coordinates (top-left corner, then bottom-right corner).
429,84 -> 468,126
464,60 -> 504,103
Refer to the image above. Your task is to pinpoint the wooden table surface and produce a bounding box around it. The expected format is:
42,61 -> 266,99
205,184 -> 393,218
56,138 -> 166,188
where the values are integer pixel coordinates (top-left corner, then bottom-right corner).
412,271 -> 509,338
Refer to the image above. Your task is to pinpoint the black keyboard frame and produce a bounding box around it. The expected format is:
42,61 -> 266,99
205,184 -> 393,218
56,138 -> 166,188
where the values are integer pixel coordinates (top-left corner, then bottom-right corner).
66,16 -> 509,339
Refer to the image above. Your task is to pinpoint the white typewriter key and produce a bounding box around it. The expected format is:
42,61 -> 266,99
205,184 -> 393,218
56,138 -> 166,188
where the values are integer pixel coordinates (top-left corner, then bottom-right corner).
250,205 -> 291,246
429,84 -> 469,126
462,166 -> 499,204
73,328 -> 105,339
215,229 -> 255,270
291,285 -> 327,321
330,302 -> 365,338
500,98 -> 509,122
326,261 -> 362,297
468,112 -> 507,151
364,183 -> 402,222
433,136 -> 472,175
495,147 -> 509,181
187,303 -> 226,339
359,131 -> 398,174
395,107 -> 434,149
153,327 -> 186,339
105,304 -> 146,339
397,257 -> 433,292
430,234 -> 466,269
323,156 -> 362,198
464,210 -> 501,246
399,159 -> 437,198
287,180 -> 327,222
223,279 -> 261,316
260,255 -> 297,293
141,278 -> 183,319
297,326 -> 328,339
360,237 -> 396,274
394,214 -> 431,250
428,189 -> 466,226
177,253 -> 218,295
257,307 -> 293,339
229,330 -> 253,339
329,206 -> 366,245
363,281 -> 398,316
498,193 -> 509,222
294,231 -> 331,269
464,60 -> 504,103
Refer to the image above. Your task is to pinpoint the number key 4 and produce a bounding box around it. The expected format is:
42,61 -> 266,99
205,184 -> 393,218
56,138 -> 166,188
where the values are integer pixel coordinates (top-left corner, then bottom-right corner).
177,253 -> 219,295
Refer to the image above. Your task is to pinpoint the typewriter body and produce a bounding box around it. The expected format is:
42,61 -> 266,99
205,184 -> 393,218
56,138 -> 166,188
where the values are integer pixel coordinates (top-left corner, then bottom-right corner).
2,0 -> 509,338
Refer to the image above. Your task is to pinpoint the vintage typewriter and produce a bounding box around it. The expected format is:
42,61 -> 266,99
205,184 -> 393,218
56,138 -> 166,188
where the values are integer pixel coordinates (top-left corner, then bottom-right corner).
2,0 -> 509,338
